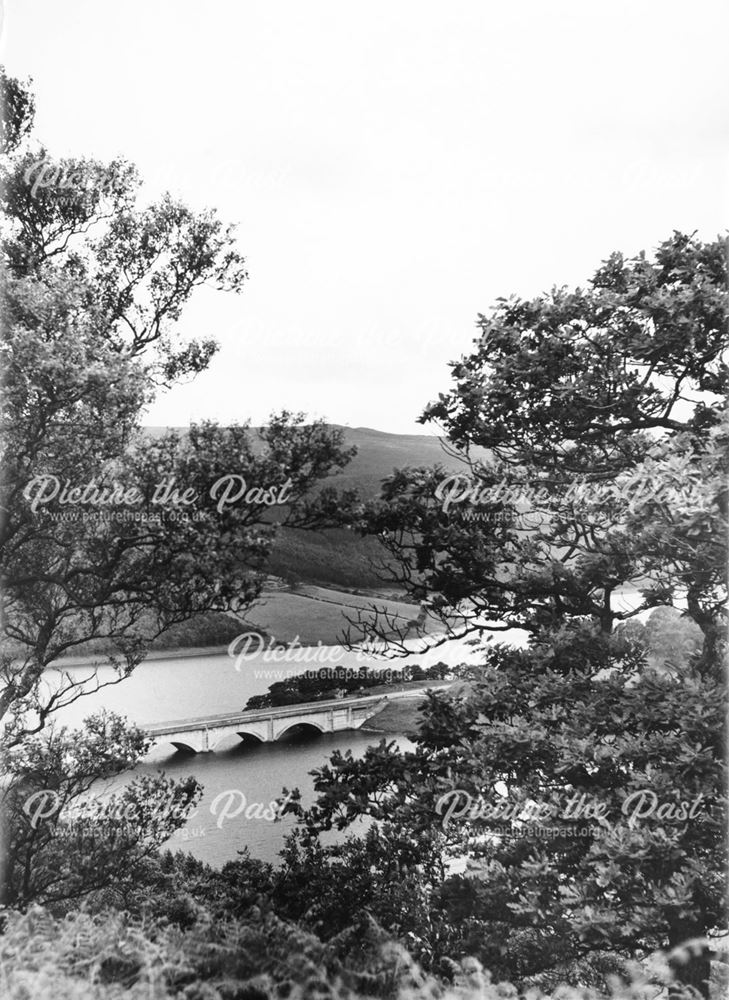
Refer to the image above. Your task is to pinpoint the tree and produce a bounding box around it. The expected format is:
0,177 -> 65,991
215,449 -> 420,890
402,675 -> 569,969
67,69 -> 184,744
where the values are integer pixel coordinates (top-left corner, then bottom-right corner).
282,235 -> 728,996
0,69 -> 356,907
350,232 -> 726,655
286,612 -> 727,995
0,71 -> 356,745
0,712 -> 201,909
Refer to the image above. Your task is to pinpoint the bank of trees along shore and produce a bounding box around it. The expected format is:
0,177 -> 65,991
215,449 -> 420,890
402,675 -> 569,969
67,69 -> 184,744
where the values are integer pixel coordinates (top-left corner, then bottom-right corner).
0,66 -> 726,999
245,663 -> 451,709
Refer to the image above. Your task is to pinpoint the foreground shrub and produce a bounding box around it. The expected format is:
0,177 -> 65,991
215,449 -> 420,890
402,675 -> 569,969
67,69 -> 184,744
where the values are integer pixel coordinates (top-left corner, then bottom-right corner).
1,906 -> 723,1000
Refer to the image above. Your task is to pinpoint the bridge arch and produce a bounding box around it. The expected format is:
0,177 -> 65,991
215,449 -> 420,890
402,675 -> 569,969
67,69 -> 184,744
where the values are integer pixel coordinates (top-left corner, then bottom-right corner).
276,721 -> 325,741
236,729 -> 266,744
169,740 -> 199,754
210,730 -> 265,751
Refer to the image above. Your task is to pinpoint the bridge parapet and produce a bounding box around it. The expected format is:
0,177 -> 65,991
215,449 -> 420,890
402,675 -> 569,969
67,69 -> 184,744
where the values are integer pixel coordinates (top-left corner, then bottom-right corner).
145,695 -> 387,753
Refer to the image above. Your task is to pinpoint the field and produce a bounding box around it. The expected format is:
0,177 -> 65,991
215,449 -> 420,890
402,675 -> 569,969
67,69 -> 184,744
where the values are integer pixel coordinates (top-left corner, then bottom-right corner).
46,584 -> 433,661
239,585 -> 427,645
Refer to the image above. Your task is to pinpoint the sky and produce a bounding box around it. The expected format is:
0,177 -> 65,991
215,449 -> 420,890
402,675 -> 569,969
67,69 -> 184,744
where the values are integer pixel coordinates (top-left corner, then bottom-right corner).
3,0 -> 728,434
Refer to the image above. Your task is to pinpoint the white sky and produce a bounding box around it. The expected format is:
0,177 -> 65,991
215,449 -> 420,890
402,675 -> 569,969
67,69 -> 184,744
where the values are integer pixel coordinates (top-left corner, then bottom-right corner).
3,0 -> 728,433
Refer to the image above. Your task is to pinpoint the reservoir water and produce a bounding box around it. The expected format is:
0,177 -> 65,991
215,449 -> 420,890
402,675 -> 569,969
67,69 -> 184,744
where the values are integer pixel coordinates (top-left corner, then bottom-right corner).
42,628 -> 533,865
43,640 -> 482,865
136,729 -> 391,866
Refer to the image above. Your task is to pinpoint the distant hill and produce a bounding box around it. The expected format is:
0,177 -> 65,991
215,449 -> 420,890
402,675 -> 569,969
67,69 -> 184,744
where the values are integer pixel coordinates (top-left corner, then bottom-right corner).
314,426 -> 479,496
144,424 -> 482,497
144,425 -> 487,590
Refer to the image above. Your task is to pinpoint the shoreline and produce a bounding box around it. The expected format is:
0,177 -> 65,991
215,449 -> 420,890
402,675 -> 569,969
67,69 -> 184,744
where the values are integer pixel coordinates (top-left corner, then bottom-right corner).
49,639 -> 456,671
49,643 -> 231,670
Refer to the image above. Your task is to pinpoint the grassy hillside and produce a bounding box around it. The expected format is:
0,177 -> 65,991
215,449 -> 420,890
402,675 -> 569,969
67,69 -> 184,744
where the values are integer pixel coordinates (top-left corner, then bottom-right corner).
145,425 -> 485,590
363,696 -> 428,735
266,526 -> 392,589
265,426 -> 481,589
312,425 -> 482,495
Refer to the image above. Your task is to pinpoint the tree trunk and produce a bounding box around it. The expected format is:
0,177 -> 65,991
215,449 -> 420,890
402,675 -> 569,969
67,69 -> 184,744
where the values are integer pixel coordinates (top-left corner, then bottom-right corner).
685,587 -> 724,679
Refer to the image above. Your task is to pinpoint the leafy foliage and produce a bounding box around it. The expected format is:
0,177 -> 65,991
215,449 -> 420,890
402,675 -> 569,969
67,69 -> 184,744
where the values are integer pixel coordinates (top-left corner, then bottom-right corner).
278,630 -> 726,991
0,72 -> 355,746
354,233 -> 727,650
0,70 -> 355,916
0,904 -> 717,1000
281,235 -> 728,997
0,713 -> 201,908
